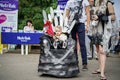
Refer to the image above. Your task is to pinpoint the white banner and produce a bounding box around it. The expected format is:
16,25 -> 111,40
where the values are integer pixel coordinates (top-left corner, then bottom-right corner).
0,0 -> 18,31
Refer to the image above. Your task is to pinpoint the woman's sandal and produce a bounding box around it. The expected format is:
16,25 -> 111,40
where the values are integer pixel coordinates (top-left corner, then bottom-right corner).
92,70 -> 101,74
100,76 -> 107,80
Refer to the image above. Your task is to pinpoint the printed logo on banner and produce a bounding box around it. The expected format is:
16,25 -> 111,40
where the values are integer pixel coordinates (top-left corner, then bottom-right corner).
17,36 -> 31,42
0,14 -> 7,24
57,0 -> 69,10
58,2 -> 67,10
2,27 -> 12,32
0,0 -> 18,11
58,0 -> 68,1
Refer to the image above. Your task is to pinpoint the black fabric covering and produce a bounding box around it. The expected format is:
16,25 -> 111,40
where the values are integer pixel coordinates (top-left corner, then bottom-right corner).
38,35 -> 80,77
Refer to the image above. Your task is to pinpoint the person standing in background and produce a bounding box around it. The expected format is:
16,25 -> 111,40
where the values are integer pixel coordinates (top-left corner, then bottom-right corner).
86,0 -> 98,59
91,0 -> 115,80
65,0 -> 90,70
21,20 -> 34,55
24,20 -> 34,33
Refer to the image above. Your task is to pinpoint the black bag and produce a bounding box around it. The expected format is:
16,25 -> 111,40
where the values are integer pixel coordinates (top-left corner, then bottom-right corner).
101,14 -> 108,23
74,13 -> 80,23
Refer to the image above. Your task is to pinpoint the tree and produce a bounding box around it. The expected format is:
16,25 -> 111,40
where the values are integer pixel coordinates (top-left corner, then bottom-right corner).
18,0 -> 57,30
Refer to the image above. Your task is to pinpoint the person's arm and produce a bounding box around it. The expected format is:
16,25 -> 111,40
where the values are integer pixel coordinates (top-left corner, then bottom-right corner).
30,23 -> 34,32
66,9 -> 70,19
85,5 -> 90,32
23,26 -> 26,32
65,1 -> 70,23
65,9 -> 70,24
31,26 -> 34,32
107,2 -> 115,21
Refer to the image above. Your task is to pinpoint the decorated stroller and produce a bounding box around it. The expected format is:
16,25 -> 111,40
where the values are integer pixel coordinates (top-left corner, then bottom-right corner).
38,7 -> 79,77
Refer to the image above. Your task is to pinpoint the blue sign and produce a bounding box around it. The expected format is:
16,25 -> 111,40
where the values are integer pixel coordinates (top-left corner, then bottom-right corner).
2,27 -> 12,32
57,0 -> 69,10
1,32 -> 44,44
58,0 -> 68,2
0,0 -> 18,11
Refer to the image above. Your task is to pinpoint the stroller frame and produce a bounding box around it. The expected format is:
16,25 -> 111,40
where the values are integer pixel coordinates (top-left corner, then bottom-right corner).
38,35 -> 80,77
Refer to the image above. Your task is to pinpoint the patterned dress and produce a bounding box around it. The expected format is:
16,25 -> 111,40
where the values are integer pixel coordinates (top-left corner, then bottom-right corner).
93,1 -> 113,53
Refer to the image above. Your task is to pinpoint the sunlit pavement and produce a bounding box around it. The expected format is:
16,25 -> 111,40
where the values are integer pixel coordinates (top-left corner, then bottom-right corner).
0,49 -> 120,80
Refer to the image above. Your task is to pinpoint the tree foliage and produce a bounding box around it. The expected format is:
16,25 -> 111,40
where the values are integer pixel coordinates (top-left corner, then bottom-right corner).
18,0 -> 57,30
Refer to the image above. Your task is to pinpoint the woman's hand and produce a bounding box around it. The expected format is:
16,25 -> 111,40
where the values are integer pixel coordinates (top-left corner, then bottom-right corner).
85,25 -> 89,33
30,26 -> 34,32
92,15 -> 98,21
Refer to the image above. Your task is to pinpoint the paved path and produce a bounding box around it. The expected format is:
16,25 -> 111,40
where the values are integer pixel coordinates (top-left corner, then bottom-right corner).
0,50 -> 120,80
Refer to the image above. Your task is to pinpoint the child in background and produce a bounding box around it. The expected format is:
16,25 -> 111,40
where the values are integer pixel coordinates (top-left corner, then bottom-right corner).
24,20 -> 34,33
53,25 -> 67,49
22,20 -> 34,55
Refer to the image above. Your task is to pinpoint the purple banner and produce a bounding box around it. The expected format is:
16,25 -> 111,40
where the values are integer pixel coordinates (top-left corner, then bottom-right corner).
0,0 -> 18,11
2,27 -> 12,32
58,0 -> 68,1
58,0 -> 69,10
1,32 -> 44,44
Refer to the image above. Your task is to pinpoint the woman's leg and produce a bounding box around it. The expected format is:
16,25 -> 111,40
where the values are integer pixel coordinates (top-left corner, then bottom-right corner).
77,38 -> 80,54
96,45 -> 101,71
99,45 -> 106,77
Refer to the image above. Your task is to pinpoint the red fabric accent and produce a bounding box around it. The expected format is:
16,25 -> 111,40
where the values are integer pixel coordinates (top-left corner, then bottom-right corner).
44,21 -> 54,36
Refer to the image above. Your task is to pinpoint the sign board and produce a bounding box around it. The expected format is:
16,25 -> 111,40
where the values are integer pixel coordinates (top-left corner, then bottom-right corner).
57,0 -> 69,10
1,32 -> 44,44
1,26 -> 12,32
0,0 -> 18,31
